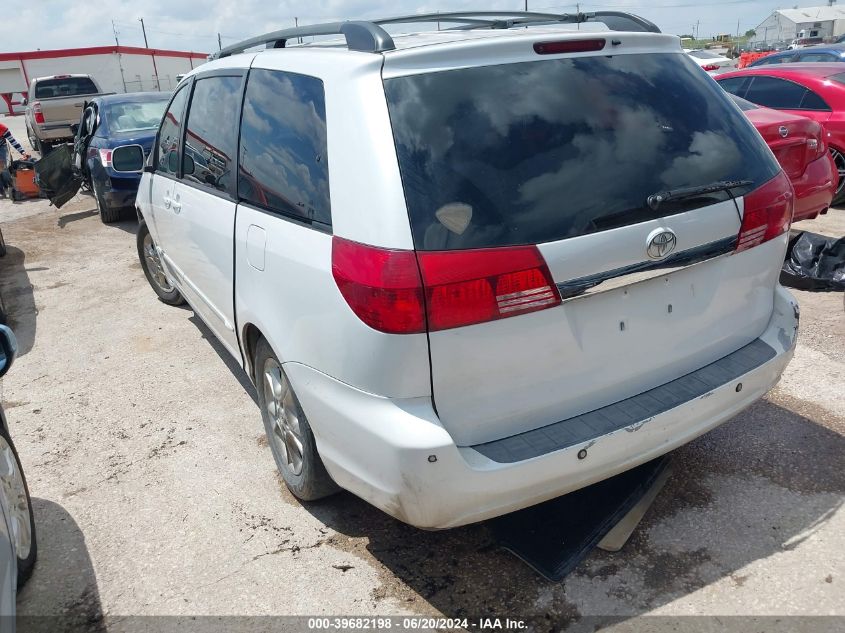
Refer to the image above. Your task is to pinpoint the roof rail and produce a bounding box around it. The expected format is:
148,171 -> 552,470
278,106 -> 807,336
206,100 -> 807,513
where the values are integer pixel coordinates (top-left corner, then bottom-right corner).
210,10 -> 660,60
211,21 -> 395,59
377,11 -> 660,34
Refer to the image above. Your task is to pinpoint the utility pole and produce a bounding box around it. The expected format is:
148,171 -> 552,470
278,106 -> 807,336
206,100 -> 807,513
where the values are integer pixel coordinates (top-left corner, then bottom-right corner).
217,32 -> 222,51
112,20 -> 127,92
139,18 -> 161,91
695,19 -> 700,40
139,17 -> 149,48
294,17 -> 302,44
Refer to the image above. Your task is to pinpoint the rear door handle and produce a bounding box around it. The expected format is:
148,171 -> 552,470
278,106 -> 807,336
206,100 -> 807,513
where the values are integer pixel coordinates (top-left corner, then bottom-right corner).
172,196 -> 182,213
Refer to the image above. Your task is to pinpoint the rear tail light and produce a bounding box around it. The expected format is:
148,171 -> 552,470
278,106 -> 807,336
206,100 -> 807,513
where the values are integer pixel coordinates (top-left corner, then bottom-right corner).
331,238 -> 561,334
533,39 -> 606,55
98,149 -> 113,168
331,238 -> 425,334
33,102 -> 44,125
735,171 -> 794,253
702,64 -> 721,71
417,246 -> 561,331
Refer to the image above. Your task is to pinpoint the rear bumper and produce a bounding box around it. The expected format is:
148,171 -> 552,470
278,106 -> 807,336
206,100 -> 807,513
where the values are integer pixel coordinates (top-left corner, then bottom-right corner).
287,285 -> 798,529
98,176 -> 140,209
33,125 -> 74,143
792,152 -> 837,221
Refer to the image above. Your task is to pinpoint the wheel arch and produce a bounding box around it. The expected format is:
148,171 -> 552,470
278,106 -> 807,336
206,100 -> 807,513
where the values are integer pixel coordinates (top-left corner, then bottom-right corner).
242,322 -> 264,384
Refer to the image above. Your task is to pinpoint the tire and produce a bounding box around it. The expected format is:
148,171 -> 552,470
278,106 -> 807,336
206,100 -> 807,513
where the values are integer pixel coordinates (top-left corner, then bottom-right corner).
136,222 -> 185,306
829,146 -> 845,207
93,180 -> 122,224
0,228 -> 6,257
0,423 -> 37,588
254,337 -> 338,502
37,140 -> 52,157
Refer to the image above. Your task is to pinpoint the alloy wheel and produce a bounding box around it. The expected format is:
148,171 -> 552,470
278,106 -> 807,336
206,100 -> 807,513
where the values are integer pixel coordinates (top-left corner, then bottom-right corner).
0,437 -> 31,560
142,233 -> 174,293
830,147 -> 845,197
262,359 -> 304,476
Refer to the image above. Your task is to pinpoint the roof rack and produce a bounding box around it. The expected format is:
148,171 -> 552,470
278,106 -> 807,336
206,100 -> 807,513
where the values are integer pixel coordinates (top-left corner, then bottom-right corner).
210,10 -> 661,60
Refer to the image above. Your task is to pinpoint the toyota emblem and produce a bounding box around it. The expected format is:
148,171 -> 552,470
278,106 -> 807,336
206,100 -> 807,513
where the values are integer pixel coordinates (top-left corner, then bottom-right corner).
779,126 -> 789,138
646,229 -> 678,260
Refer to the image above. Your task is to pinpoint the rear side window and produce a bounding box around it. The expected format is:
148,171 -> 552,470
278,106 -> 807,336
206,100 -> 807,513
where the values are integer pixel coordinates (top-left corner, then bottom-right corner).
800,89 -> 830,111
182,75 -> 242,197
238,69 -> 331,226
34,77 -> 97,99
156,86 -> 189,176
384,53 -> 780,250
745,76 -> 809,109
797,52 -> 838,63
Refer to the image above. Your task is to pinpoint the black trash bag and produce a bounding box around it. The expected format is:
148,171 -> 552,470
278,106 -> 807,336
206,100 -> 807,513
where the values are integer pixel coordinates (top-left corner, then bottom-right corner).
780,231 -> 845,291
33,144 -> 82,209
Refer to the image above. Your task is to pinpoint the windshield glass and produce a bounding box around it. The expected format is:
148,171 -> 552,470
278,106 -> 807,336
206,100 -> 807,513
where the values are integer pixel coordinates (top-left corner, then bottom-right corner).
106,100 -> 169,133
384,53 -> 780,251
688,50 -> 721,59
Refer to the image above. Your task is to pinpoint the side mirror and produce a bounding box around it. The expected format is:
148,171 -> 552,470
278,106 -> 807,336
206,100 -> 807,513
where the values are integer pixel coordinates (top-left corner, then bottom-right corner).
21,97 -> 27,106
166,150 -> 179,173
0,325 -> 18,379
111,144 -> 145,173
70,123 -> 80,136
183,154 -> 195,176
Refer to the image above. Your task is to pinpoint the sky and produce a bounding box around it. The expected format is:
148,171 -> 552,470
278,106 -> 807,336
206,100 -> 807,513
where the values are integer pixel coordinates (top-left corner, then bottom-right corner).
3,0 -> 841,54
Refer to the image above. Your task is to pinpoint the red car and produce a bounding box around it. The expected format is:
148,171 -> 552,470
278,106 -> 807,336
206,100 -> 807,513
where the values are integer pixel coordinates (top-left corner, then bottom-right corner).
728,94 -> 837,221
716,64 -> 845,212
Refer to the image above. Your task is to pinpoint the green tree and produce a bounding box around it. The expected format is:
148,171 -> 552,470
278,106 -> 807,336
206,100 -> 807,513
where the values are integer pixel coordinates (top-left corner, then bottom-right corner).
745,29 -> 756,38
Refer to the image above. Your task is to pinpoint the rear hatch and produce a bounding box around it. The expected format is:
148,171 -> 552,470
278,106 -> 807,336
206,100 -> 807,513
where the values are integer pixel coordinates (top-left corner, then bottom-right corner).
34,76 -> 99,126
383,39 -> 787,446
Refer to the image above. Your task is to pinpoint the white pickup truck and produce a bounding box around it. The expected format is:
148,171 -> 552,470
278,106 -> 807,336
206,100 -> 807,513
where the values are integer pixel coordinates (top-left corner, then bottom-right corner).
24,74 -> 104,156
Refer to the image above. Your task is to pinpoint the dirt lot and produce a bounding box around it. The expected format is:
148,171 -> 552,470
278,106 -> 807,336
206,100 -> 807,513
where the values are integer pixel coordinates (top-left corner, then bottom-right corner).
0,115 -> 843,631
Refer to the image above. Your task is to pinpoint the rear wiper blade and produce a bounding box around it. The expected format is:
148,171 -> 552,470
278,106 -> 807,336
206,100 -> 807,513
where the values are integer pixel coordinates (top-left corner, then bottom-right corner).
646,180 -> 753,211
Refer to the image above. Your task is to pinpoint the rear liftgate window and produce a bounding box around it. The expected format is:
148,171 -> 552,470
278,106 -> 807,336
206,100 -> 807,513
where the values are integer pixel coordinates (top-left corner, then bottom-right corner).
384,53 -> 781,250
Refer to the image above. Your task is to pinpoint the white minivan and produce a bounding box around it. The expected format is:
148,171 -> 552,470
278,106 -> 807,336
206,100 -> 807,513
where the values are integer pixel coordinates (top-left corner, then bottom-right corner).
135,12 -> 799,529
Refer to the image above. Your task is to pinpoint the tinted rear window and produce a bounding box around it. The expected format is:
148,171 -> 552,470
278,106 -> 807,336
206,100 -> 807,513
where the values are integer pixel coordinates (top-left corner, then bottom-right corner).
34,77 -> 98,99
106,100 -> 168,132
384,53 -> 780,250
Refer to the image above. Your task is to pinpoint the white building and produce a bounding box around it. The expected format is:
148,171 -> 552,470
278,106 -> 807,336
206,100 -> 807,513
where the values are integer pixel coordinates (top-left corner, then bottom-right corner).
751,6 -> 845,45
0,46 -> 207,115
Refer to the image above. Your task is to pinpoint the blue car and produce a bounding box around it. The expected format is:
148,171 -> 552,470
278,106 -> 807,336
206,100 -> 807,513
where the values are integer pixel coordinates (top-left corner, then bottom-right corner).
73,92 -> 170,223
748,43 -> 845,67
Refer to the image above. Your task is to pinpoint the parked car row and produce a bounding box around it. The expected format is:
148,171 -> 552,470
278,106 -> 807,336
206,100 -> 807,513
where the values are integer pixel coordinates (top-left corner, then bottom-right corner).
717,63 -> 845,208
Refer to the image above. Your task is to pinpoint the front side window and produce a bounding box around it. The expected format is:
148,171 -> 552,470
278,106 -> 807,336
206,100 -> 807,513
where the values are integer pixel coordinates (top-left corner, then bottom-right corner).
182,76 -> 242,196
385,53 -> 780,250
238,69 -> 330,226
156,86 -> 189,176
718,76 -> 749,97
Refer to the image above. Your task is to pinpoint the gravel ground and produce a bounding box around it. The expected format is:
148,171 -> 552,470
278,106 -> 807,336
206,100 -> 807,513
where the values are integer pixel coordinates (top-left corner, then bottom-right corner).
0,115 -> 843,631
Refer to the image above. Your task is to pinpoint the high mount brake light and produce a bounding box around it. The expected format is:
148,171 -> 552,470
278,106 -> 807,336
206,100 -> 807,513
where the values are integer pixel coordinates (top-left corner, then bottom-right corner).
332,238 -> 561,334
533,39 -> 606,55
736,171 -> 794,252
